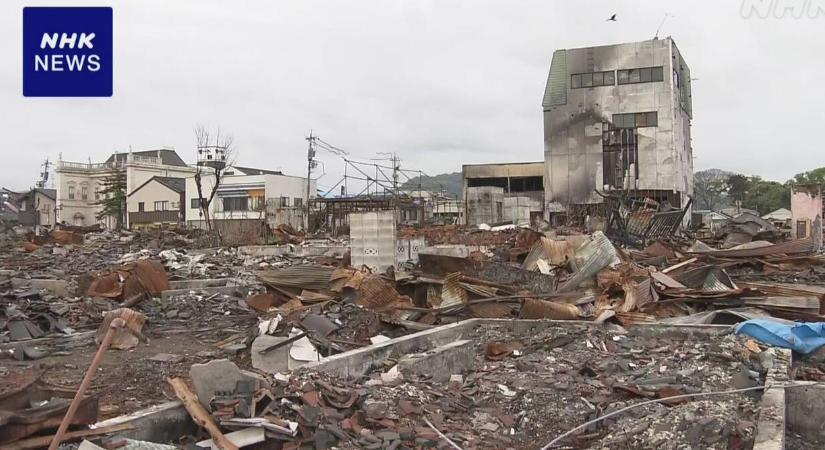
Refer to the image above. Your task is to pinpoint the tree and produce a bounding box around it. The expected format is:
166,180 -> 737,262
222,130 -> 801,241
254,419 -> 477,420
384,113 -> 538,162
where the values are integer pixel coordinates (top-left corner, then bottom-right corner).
193,123 -> 236,233
725,174 -> 749,204
723,174 -> 790,215
793,167 -> 825,186
693,171 -> 728,210
95,164 -> 127,228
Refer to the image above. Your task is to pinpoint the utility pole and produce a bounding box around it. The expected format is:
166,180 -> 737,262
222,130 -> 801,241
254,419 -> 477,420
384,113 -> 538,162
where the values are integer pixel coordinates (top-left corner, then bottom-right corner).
305,132 -> 317,230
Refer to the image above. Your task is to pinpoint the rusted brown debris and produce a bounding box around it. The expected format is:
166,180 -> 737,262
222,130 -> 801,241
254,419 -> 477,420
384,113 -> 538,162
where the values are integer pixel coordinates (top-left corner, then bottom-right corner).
2,220 -> 824,449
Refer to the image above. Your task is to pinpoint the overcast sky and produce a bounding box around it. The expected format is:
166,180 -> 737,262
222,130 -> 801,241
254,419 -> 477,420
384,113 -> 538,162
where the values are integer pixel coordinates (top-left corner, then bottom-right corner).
1,0 -> 823,192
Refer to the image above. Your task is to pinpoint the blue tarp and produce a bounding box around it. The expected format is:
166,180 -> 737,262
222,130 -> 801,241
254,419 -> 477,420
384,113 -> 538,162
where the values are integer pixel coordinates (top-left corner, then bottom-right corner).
734,319 -> 825,354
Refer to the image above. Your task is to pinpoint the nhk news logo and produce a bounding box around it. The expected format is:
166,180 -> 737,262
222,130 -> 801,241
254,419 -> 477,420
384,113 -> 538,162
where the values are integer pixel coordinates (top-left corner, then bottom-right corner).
23,7 -> 113,97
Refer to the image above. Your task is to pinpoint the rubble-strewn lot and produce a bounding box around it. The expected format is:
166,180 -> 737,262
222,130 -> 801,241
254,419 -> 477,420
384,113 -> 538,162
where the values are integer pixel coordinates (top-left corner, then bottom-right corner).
1,212 -> 824,449
316,323 -> 763,450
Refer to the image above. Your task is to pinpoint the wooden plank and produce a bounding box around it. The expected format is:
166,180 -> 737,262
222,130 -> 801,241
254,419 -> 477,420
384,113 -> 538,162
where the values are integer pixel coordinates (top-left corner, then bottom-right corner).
662,258 -> 697,274
0,423 -> 134,450
167,378 -> 239,450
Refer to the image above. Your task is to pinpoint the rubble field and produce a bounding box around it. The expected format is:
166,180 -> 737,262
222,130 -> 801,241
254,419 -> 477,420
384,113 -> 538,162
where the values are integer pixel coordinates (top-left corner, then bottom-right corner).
2,211 -> 825,450
300,322 -> 766,450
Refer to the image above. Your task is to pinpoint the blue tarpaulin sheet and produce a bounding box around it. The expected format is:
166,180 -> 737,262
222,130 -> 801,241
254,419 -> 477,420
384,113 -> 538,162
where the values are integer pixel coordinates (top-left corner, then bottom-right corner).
734,319 -> 825,354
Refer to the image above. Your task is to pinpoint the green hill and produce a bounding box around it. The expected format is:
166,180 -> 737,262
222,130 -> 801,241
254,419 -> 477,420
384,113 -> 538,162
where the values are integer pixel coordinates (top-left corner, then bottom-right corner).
400,172 -> 463,198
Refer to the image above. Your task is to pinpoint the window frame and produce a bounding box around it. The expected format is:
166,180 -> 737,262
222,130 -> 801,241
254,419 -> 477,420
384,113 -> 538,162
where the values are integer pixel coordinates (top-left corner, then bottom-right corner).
68,185 -> 75,200
612,112 -> 659,129
617,66 -> 665,85
570,70 -> 615,89
138,202 -> 145,212
191,198 -> 200,209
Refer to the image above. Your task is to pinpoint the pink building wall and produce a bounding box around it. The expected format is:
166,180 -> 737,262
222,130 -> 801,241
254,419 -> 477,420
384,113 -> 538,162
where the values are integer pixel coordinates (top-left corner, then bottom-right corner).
791,183 -> 822,240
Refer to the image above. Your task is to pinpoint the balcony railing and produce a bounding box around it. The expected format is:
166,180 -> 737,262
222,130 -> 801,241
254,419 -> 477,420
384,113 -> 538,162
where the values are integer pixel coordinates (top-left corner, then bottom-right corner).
57,153 -> 164,172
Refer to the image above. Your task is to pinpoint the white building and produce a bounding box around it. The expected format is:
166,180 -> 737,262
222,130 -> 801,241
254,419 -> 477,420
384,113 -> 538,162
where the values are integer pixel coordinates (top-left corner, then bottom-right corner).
55,149 -> 196,228
184,165 -> 316,229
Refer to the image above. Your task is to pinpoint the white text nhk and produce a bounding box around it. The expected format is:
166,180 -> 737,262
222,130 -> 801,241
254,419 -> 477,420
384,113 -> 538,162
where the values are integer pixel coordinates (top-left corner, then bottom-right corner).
34,33 -> 100,72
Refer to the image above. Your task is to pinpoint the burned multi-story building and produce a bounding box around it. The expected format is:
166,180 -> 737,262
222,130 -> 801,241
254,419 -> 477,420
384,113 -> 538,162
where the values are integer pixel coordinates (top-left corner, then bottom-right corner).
542,37 -> 694,217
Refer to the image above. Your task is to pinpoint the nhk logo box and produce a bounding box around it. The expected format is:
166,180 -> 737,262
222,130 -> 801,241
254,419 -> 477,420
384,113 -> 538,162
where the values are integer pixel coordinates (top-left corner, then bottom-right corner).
23,7 -> 113,97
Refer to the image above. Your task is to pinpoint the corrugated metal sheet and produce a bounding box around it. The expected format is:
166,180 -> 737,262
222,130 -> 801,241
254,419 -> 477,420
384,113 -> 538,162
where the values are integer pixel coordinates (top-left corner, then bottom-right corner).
460,282 -> 499,298
257,266 -> 335,291
468,302 -> 515,319
522,240 -> 546,271
650,271 -> 686,289
440,272 -> 468,309
557,232 -> 620,293
689,236 -> 815,258
518,298 -> 578,320
620,277 -> 657,312
737,282 -> 825,314
426,283 -> 442,307
356,275 -> 403,309
542,50 -> 567,108
615,311 -> 656,325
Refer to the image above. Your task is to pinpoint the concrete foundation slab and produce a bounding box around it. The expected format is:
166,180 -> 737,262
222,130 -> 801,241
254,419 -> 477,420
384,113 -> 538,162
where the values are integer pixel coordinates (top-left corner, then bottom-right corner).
251,336 -> 289,373
396,339 -> 474,382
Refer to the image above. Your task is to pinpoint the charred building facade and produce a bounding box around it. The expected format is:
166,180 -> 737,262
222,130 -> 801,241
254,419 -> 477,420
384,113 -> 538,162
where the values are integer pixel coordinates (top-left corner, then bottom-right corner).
542,37 -> 694,215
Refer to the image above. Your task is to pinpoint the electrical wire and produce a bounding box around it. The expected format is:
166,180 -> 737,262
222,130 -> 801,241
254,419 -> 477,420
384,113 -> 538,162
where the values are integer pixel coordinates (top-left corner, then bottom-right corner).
541,382 -> 817,449
423,416 -> 464,450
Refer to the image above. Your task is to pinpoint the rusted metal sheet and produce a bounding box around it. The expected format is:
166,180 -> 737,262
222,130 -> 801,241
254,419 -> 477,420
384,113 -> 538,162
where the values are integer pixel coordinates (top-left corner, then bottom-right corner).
426,283 -> 442,307
356,275 -> 403,309
557,232 -> 620,293
737,282 -> 825,314
620,277 -> 657,312
87,260 -> 170,300
689,236 -> 816,258
257,266 -> 335,291
518,298 -> 579,320
459,282 -> 499,298
650,271 -> 686,289
468,302 -> 515,319
440,273 -> 468,309
0,379 -> 101,444
615,311 -> 656,325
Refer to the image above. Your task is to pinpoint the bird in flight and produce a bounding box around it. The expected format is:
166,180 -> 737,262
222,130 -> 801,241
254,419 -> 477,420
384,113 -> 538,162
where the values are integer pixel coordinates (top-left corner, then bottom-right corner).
607,13 -> 617,21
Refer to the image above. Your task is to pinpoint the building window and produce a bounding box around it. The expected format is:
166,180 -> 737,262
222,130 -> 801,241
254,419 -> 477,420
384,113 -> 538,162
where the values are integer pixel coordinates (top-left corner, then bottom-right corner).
68,185 -> 75,199
571,70 -> 615,89
81,186 -> 88,200
612,112 -> 658,129
138,202 -> 145,212
280,197 -> 289,207
223,196 -> 248,211
617,67 -> 664,85
154,201 -> 169,211
94,185 -> 101,200
294,197 -> 303,207
250,196 -> 265,211
191,198 -> 201,209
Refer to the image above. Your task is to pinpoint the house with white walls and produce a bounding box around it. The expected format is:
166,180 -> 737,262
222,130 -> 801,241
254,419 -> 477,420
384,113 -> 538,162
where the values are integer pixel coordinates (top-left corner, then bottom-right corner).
184,165 -> 315,229
54,149 -> 196,228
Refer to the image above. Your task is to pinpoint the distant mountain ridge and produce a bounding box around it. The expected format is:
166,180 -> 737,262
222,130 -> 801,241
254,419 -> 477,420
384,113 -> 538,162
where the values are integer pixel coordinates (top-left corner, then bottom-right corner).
400,172 -> 462,198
